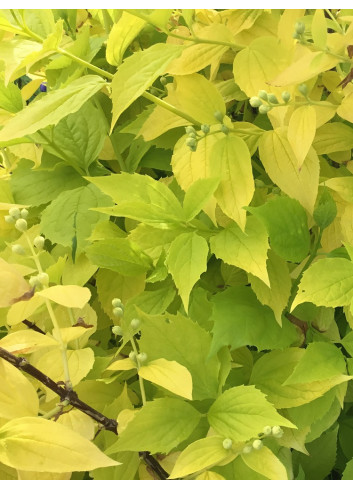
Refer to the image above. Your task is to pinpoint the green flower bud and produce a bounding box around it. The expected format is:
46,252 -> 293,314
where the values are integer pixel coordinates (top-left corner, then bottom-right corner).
160,76 -> 167,85
214,110 -> 224,122
130,318 -> 141,330
259,105 -> 271,115
249,96 -> 262,107
255,179 -> 266,188
258,90 -> 268,100
37,272 -> 49,286
222,438 -> 233,450
150,87 -> 159,97
129,351 -> 137,362
15,218 -> 27,232
29,275 -> 40,287
20,208 -> 28,219
292,32 -> 300,39
242,445 -> 252,454
9,207 -> 21,219
186,137 -> 197,148
295,21 -> 305,34
201,124 -> 210,134
4,215 -> 15,224
267,93 -> 278,104
298,83 -> 308,96
12,244 -> 26,255
113,307 -> 124,318
272,426 -> 283,438
137,352 -> 148,364
185,126 -> 196,135
281,91 -> 291,103
112,325 -> 123,336
252,439 -> 263,450
112,298 -> 122,308
221,124 -> 229,134
262,426 -> 272,436
33,236 -> 45,250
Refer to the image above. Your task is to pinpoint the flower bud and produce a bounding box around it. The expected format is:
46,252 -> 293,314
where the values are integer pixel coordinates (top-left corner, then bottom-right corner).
20,209 -> 28,219
271,426 -> 283,438
9,207 -> 21,219
186,137 -> 197,149
112,297 -> 122,308
12,244 -> 25,255
222,438 -> 233,450
201,124 -> 210,134
262,426 -> 272,436
4,215 -> 15,224
252,439 -> 263,450
130,318 -> 141,330
185,126 -> 196,135
267,93 -> 278,104
242,445 -> 252,454
129,351 -> 137,362
29,275 -> 40,287
33,236 -> 45,250
221,124 -> 229,134
15,218 -> 27,232
258,90 -> 268,100
37,272 -> 49,286
292,32 -> 300,39
112,325 -> 123,336
281,91 -> 291,103
298,83 -> 308,96
137,352 -> 148,364
214,110 -> 224,122
160,76 -> 167,85
113,307 -> 124,318
249,96 -> 262,107
295,21 -> 305,34
259,105 -> 271,115
150,87 -> 159,97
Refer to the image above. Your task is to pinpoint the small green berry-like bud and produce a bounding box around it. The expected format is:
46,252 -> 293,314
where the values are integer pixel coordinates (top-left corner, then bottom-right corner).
292,32 -> 300,39
262,426 -> 272,436
201,124 -> 210,134
258,90 -> 268,100
130,318 -> 141,330
249,96 -> 262,107
137,352 -> 148,364
37,272 -> 49,286
259,105 -> 271,115
186,137 -> 197,148
222,438 -> 233,450
252,439 -> 263,450
129,351 -> 137,362
12,244 -> 26,255
255,179 -> 266,188
113,307 -> 124,318
267,93 -> 278,104
112,325 -> 123,336
214,110 -> 224,122
33,236 -> 45,250
20,208 -> 28,219
281,91 -> 291,103
15,218 -> 27,232
160,76 -> 167,85
5,215 -> 15,224
9,207 -> 21,219
221,124 -> 229,134
29,275 -> 40,287
298,83 -> 308,96
295,21 -> 305,34
272,426 -> 284,438
242,445 -> 252,454
185,126 -> 196,135
112,298 -> 122,308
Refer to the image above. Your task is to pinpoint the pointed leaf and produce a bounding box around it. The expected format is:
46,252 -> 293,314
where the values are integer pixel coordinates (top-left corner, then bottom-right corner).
37,285 -> 91,308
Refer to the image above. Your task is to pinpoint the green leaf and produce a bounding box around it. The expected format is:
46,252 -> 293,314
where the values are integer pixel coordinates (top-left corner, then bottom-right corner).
39,101 -> 107,172
183,177 -> 220,221
0,79 -> 23,113
86,238 -> 152,276
313,187 -> 337,229
343,459 -> 353,480
208,385 -> 295,442
106,11 -> 146,66
87,172 -> 185,227
169,437 -> 231,479
210,286 -> 298,356
210,216 -> 270,286
90,452 -> 139,481
111,43 -> 183,128
138,312 -> 220,400
166,232 -> 209,311
40,184 -> 113,254
291,258 -> 353,310
247,196 -> 310,263
128,286 -> 175,315
0,417 -> 118,472
0,75 -> 106,141
106,398 -> 201,455
241,446 -> 288,480
283,342 -> 347,385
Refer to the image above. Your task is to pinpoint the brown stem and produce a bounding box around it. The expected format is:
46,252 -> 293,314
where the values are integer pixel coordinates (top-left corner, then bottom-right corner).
139,451 -> 169,480
22,319 -> 46,335
285,313 -> 309,347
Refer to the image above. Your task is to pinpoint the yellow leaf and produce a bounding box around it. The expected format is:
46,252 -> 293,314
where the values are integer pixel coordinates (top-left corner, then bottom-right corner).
56,409 -> 95,440
7,294 -> 44,326
311,9 -> 328,50
259,128 -> 319,214
195,470 -> 225,480
0,359 -> 38,420
106,12 -> 146,66
0,417 -> 119,472
9,143 -> 42,169
0,258 -> 31,307
37,285 -> 91,308
17,470 -> 71,480
139,358 -> 193,400
341,204 -> 353,245
323,177 -> 353,204
106,358 -> 137,371
210,135 -> 254,231
0,329 -> 57,354
337,91 -> 353,124
287,105 -> 316,169
242,446 -> 288,480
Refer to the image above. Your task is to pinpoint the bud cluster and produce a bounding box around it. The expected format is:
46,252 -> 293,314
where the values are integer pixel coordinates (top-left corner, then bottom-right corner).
112,297 -> 124,318
249,90 -> 291,114
5,207 -> 29,232
241,425 -> 284,454
185,112 -> 229,152
292,21 -> 305,40
129,350 -> 148,366
29,272 -> 49,288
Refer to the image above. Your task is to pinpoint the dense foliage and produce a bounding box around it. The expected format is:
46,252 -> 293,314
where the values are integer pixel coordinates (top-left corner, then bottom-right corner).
1,7 -> 353,480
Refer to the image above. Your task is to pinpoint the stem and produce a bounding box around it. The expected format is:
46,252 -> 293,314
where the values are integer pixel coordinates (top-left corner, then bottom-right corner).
142,91 -> 200,125
130,335 -> 147,405
42,399 -> 69,419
